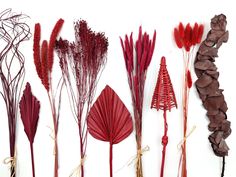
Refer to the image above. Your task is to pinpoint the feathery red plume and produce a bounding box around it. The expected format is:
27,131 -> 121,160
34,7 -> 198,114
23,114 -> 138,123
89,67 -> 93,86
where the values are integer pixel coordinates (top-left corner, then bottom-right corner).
187,70 -> 192,88
178,22 -> 185,38
174,28 -> 183,49
197,24 -> 204,43
41,40 -> 49,91
87,85 -> 133,177
184,23 -> 192,52
33,23 -> 42,80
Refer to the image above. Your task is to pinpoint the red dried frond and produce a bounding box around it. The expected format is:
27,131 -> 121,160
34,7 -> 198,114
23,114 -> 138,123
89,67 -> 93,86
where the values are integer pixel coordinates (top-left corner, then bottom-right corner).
184,23 -> 192,52
174,28 -> 183,49
178,22 -> 185,38
33,23 -> 42,80
192,23 -> 199,45
197,24 -> 204,43
87,85 -> 133,144
187,70 -> 192,88
41,40 -> 49,91
19,83 -> 40,143
48,18 -> 64,72
146,30 -> 156,69
151,57 -> 177,111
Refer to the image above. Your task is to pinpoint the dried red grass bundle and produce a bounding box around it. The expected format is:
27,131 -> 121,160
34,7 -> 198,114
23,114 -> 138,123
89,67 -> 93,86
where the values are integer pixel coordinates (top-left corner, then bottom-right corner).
120,26 -> 156,177
0,9 -> 31,177
87,85 -> 133,177
151,57 -> 177,177
55,20 -> 108,177
33,18 -> 64,177
19,83 -> 40,177
194,14 -> 231,177
173,22 -> 204,177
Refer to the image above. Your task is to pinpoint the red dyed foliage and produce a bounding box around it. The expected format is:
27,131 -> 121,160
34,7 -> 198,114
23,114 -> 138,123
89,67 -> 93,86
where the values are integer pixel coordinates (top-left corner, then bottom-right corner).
187,70 -> 192,89
19,83 -> 40,177
174,22 -> 204,52
151,57 -> 177,177
87,85 -> 133,177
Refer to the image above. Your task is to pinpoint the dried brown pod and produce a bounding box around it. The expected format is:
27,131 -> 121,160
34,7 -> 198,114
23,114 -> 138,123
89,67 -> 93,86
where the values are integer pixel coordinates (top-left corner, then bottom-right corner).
194,14 -> 231,177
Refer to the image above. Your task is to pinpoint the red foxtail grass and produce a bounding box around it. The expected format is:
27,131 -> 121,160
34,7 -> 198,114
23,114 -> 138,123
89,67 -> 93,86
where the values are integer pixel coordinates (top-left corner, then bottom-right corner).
151,57 -> 177,177
87,85 -> 133,177
19,83 -> 40,177
33,18 -> 64,177
55,20 -> 108,177
120,26 -> 156,177
173,22 -> 204,177
0,9 -> 31,177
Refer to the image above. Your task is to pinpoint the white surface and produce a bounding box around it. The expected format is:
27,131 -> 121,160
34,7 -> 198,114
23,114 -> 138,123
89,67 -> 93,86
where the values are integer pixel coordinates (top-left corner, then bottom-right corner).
1,0 -> 236,177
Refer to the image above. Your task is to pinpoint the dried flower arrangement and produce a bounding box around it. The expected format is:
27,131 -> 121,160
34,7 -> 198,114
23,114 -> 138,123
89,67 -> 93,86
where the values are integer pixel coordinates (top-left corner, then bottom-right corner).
173,22 -> 204,177
19,83 -> 40,177
151,57 -> 177,177
33,18 -> 64,177
120,27 -> 156,177
0,9 -> 31,177
55,20 -> 108,177
87,85 -> 133,177
194,14 -> 231,177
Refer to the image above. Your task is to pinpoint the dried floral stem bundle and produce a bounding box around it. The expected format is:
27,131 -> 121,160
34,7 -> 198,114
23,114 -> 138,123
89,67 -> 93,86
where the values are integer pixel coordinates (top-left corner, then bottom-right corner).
33,18 -> 64,177
120,27 -> 156,177
151,57 -> 177,177
87,85 -> 133,177
19,83 -> 40,177
174,22 -> 204,177
55,20 -> 108,177
194,14 -> 231,177
0,9 -> 31,177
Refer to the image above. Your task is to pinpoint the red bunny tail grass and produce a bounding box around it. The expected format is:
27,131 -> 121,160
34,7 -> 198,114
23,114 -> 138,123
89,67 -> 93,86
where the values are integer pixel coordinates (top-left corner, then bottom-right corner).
41,40 -> 49,91
34,23 -> 42,80
184,24 -> 192,52
187,70 -> 192,88
192,23 -> 199,45
174,28 -> 183,49
178,22 -> 185,38
48,18 -> 64,72
197,24 -> 204,43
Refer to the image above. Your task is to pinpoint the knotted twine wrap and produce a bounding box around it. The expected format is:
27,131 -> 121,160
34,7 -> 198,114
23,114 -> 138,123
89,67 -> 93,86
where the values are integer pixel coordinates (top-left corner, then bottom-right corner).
3,150 -> 16,177
69,156 -> 86,177
194,14 -> 231,176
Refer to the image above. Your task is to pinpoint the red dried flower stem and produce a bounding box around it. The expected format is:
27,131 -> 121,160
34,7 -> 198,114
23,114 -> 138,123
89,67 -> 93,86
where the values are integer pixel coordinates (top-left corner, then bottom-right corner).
120,27 -> 156,177
174,22 -> 204,177
110,142 -> 113,177
33,19 -> 64,177
0,9 -> 31,177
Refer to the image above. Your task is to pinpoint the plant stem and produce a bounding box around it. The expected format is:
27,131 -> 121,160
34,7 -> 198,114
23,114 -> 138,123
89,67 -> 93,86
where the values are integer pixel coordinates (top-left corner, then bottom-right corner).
79,122 -> 84,177
109,142 -> 113,177
221,156 -> 225,177
30,143 -> 36,177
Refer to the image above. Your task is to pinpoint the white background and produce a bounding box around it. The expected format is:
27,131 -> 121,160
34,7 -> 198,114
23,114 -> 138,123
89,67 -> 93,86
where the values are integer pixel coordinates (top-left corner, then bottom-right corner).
1,0 -> 236,177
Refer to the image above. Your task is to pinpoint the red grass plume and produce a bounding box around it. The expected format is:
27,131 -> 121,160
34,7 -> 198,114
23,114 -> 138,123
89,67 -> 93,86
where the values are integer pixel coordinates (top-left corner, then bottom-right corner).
87,85 -> 133,177
151,57 -> 177,177
19,83 -> 40,177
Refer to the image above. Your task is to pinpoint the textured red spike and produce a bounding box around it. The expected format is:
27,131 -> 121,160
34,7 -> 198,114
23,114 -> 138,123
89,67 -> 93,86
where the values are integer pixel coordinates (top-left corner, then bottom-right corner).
187,70 -> 192,88
33,23 -> 42,80
197,24 -> 204,43
174,28 -> 183,49
192,23 -> 199,45
151,56 -> 177,111
178,22 -> 185,38
48,18 -> 64,72
41,40 -> 49,91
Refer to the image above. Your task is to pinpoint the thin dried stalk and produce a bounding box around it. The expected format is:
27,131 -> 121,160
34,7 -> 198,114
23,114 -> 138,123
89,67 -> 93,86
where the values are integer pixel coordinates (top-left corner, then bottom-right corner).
0,8 -> 31,177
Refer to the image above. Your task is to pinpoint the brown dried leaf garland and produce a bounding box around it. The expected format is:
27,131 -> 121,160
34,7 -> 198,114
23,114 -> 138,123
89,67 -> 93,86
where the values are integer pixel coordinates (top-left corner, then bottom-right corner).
194,14 -> 231,177
0,9 -> 31,177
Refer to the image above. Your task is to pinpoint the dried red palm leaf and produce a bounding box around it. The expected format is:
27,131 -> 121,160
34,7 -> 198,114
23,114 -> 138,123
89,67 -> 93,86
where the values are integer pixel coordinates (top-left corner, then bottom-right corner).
151,57 -> 177,177
87,85 -> 133,177
19,83 -> 40,177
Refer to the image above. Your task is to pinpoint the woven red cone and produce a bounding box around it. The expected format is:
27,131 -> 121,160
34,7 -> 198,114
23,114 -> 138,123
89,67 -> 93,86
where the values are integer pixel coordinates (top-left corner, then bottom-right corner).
87,85 -> 133,177
151,57 -> 177,111
151,57 -> 177,177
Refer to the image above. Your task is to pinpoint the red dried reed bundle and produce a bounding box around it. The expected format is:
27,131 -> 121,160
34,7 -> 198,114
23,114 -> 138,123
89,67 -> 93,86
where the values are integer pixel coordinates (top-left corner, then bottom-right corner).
151,57 -> 177,177
120,27 -> 156,177
33,18 -> 64,177
87,85 -> 133,177
19,83 -> 40,177
173,22 -> 204,177
0,9 -> 31,177
55,20 -> 108,177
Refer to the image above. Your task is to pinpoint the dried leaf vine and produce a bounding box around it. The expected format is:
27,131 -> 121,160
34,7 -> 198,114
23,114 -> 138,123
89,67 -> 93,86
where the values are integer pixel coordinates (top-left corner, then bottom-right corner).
120,27 -> 156,177
33,18 -> 64,177
0,8 -> 31,177
55,20 -> 108,177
